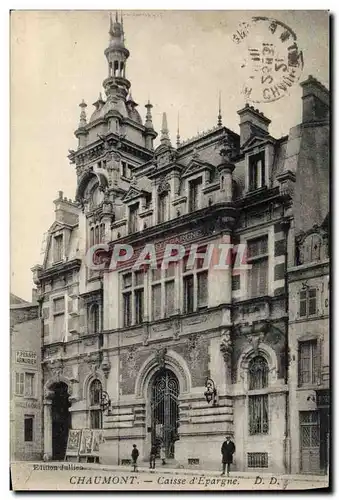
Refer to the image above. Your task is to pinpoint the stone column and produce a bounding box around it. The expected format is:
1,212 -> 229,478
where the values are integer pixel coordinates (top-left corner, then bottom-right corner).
43,398 -> 53,461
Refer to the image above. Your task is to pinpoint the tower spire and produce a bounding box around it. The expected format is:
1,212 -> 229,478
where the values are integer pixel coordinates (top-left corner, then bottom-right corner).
217,91 -> 222,127
78,99 -> 87,128
160,112 -> 171,146
176,112 -> 180,147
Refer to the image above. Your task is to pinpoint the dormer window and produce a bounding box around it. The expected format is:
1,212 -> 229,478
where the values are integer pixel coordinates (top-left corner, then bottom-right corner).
189,177 -> 202,212
121,161 -> 132,179
129,203 -> 139,233
53,234 -> 63,263
249,152 -> 265,191
158,191 -> 169,223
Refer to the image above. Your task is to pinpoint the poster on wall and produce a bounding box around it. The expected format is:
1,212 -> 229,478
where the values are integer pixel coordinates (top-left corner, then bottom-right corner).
91,430 -> 105,456
65,429 -> 81,457
79,429 -> 93,456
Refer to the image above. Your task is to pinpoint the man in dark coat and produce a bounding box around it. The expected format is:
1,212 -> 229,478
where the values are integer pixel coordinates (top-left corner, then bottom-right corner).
131,444 -> 139,472
221,436 -> 235,476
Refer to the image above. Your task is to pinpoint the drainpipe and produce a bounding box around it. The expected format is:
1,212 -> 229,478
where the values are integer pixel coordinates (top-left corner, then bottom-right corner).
38,297 -> 45,461
282,217 -> 291,474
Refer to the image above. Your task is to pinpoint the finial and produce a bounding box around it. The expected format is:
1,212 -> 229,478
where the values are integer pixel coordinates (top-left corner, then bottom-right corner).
109,13 -> 114,36
160,112 -> 171,146
145,100 -> 154,129
115,11 -> 118,23
79,99 -> 87,127
176,112 -> 180,147
217,91 -> 222,127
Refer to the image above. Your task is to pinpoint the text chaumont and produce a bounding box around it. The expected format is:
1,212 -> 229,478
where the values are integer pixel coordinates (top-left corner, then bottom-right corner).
70,475 -> 138,485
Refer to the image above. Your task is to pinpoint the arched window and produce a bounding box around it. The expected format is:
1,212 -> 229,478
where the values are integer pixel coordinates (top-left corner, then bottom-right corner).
89,379 -> 103,429
88,304 -> 100,333
248,356 -> 269,435
91,185 -> 104,208
248,356 -> 268,390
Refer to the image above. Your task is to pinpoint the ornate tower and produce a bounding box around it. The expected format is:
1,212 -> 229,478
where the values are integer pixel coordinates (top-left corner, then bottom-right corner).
103,12 -> 131,101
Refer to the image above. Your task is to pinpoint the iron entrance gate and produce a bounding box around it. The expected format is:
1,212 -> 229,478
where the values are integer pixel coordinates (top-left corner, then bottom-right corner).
151,369 -> 179,458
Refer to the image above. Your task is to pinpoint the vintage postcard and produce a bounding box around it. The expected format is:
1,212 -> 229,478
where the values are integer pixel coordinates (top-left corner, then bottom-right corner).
10,10 -> 330,491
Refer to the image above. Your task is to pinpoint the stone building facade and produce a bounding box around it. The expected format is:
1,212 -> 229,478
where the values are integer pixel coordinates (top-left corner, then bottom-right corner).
32,15 -> 329,472
10,293 -> 42,461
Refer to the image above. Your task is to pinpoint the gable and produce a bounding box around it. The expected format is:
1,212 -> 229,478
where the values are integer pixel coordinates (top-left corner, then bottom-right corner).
181,159 -> 212,179
122,186 -> 143,203
242,134 -> 275,152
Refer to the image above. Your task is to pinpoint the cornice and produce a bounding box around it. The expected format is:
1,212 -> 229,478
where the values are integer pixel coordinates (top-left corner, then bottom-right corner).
38,259 -> 82,282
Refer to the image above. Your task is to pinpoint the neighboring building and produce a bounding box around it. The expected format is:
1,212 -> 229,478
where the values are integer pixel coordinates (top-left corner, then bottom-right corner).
287,76 -> 330,475
10,292 -> 42,461
31,15 -> 329,472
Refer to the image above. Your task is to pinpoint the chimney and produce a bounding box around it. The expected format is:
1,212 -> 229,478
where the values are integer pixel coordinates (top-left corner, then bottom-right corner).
237,104 -> 271,147
300,75 -> 329,123
53,192 -> 80,225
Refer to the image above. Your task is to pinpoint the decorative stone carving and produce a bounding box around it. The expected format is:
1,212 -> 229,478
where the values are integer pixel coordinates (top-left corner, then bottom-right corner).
143,325 -> 150,346
187,334 -> 202,369
158,177 -> 171,194
101,351 -> 111,379
49,359 -> 64,380
249,332 -> 265,355
84,352 -> 101,373
155,347 -> 167,371
126,346 -> 138,377
220,328 -> 232,362
172,318 -> 181,340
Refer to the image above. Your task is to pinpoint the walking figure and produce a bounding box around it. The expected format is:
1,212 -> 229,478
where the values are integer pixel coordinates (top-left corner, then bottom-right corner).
149,444 -> 157,470
131,444 -> 139,472
221,436 -> 235,476
160,445 -> 166,465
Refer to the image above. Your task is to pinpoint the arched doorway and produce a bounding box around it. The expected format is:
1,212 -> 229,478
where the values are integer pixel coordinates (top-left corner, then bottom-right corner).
51,382 -> 71,460
151,369 -> 179,459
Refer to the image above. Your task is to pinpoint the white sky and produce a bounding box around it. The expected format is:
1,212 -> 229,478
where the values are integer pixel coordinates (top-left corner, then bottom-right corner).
10,10 -> 329,301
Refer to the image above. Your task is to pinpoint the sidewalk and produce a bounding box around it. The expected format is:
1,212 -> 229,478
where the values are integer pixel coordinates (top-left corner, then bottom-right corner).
52,461 -> 328,484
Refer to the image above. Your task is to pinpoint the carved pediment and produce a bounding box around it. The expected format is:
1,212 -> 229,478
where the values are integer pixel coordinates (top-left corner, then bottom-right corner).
181,159 -> 212,179
122,186 -> 143,203
242,135 -> 267,151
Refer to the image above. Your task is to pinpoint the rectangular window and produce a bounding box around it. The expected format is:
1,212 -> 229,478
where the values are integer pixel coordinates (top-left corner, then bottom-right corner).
24,416 -> 34,442
15,373 -> 24,395
90,410 -> 103,430
158,192 -> 169,223
232,274 -> 241,291
122,271 -> 145,327
247,452 -> 268,468
53,234 -> 63,262
298,340 -> 318,385
152,284 -> 162,321
249,152 -> 265,191
165,280 -> 175,317
249,394 -> 268,435
247,236 -> 268,298
123,292 -> 132,327
129,203 -> 139,233
300,288 -> 317,318
54,297 -> 65,313
24,373 -> 35,397
135,289 -> 144,324
53,313 -> 65,338
184,275 -> 194,314
197,271 -> 208,309
189,177 -> 202,212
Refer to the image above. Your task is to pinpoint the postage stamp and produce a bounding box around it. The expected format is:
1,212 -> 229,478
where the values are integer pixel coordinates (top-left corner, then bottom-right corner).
232,16 -> 304,103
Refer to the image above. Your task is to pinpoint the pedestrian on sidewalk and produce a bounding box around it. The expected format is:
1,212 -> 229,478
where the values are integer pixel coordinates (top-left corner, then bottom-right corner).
131,444 -> 139,472
160,445 -> 166,465
149,444 -> 157,470
221,436 -> 235,476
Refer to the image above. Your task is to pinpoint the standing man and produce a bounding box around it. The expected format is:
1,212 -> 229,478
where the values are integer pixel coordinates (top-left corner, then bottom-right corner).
149,443 -> 157,470
131,444 -> 139,473
221,436 -> 235,476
